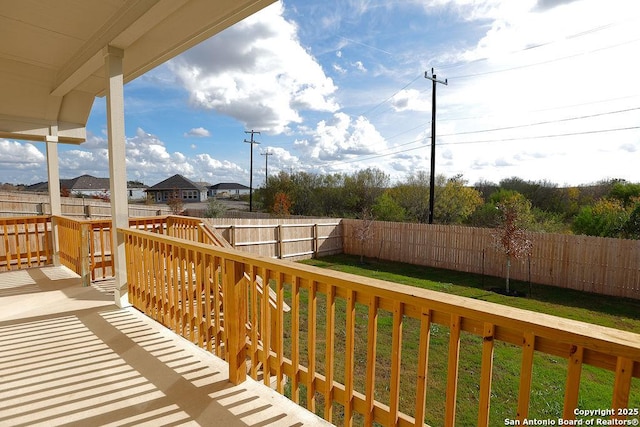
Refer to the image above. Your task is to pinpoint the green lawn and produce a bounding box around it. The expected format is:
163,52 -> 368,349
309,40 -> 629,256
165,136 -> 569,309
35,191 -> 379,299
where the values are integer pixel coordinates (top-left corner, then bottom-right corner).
286,254 -> 640,426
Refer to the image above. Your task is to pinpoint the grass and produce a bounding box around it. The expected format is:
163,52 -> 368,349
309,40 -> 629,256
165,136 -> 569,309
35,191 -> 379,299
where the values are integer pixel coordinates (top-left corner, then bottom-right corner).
278,254 -> 640,426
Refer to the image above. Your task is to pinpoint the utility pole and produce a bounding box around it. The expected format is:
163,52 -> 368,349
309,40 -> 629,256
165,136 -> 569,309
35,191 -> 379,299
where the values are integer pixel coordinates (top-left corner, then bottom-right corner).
244,130 -> 260,212
424,68 -> 448,224
261,150 -> 273,185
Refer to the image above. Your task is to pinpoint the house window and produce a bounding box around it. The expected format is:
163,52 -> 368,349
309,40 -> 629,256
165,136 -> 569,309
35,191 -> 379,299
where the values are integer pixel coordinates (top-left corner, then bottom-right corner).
181,190 -> 197,200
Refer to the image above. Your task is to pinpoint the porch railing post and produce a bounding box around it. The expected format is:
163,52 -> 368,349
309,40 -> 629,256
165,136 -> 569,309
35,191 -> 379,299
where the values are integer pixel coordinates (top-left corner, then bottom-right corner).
80,222 -> 91,286
224,258 -> 247,384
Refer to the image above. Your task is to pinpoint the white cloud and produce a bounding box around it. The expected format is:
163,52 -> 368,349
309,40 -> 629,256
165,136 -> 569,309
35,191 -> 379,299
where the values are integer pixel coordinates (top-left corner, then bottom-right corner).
169,2 -> 339,134
0,140 -> 45,183
0,140 -> 45,166
391,89 -> 430,112
184,127 -> 211,137
295,112 -> 388,163
352,61 -> 367,72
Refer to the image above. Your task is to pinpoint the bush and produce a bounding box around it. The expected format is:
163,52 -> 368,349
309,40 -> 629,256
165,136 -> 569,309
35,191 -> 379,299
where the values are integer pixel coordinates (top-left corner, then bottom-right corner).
204,198 -> 226,218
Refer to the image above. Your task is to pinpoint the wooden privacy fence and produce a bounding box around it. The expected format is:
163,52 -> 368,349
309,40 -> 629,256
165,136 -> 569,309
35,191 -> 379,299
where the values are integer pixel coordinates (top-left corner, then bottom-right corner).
203,218 -> 343,261
0,191 -> 171,218
342,220 -> 640,300
120,226 -> 640,427
0,216 -> 51,271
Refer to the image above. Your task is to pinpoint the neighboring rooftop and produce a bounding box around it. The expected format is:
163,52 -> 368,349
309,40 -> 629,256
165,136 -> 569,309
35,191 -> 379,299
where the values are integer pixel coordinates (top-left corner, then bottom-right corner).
25,175 -> 110,192
147,174 -> 207,191
24,175 -> 148,192
210,183 -> 250,191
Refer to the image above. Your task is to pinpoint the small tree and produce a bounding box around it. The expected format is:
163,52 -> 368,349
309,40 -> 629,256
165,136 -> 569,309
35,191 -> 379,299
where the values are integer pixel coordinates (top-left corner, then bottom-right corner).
167,189 -> 184,215
272,191 -> 292,216
492,197 -> 533,294
353,208 -> 375,263
93,189 -> 110,202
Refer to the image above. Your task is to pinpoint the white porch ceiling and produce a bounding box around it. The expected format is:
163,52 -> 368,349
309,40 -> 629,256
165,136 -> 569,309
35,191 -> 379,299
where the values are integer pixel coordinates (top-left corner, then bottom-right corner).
0,0 -> 276,144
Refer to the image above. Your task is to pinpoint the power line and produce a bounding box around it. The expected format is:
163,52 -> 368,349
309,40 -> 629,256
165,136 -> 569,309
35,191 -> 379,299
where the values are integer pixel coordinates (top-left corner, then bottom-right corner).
359,74 -> 423,118
448,37 -> 640,80
331,106 -> 640,166
355,21 -> 630,120
438,107 -> 640,138
438,125 -> 640,146
324,125 -> 640,167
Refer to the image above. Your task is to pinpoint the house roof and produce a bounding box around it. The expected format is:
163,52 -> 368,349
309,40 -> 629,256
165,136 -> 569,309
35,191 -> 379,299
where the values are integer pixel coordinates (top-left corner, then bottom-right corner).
64,175 -> 110,190
147,174 -> 206,191
0,0 -> 276,144
25,175 -> 147,191
210,183 -> 250,191
25,174 -> 109,192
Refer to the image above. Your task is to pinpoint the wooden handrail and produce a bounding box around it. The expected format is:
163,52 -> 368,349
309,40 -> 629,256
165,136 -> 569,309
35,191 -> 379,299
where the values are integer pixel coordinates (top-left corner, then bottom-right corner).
119,227 -> 640,427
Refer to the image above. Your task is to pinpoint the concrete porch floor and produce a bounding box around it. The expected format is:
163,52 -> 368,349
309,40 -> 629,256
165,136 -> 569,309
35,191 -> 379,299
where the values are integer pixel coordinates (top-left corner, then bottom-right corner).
0,266 -> 332,427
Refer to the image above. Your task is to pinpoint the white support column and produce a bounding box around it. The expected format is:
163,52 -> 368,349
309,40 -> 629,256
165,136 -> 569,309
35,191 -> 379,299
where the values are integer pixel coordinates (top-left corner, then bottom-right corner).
104,45 -> 130,308
46,129 -> 61,265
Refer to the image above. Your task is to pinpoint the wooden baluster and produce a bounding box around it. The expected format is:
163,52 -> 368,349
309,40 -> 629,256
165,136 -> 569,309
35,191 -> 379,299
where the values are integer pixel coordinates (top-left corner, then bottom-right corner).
563,345 -> 584,421
260,267 -> 271,387
389,300 -> 404,427
612,357 -> 633,420
290,275 -> 300,403
445,314 -> 461,427
517,332 -> 536,422
364,295 -> 379,426
249,266 -> 259,378
415,307 -> 431,427
275,272 -> 285,393
344,289 -> 356,426
324,284 -> 336,422
478,323 -> 495,427
307,280 -> 317,413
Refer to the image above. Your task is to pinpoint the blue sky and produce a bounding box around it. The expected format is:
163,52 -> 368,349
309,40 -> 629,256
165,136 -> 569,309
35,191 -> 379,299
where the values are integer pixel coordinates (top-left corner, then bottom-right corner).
2,0 -> 639,187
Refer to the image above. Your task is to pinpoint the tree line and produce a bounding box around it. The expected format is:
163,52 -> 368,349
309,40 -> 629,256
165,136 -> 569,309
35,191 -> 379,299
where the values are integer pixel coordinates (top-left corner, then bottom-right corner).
255,168 -> 640,239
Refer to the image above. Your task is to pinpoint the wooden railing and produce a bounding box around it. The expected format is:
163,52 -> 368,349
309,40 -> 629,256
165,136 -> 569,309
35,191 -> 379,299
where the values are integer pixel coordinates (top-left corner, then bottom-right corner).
54,215 -> 231,285
120,227 -> 640,427
0,215 -> 52,271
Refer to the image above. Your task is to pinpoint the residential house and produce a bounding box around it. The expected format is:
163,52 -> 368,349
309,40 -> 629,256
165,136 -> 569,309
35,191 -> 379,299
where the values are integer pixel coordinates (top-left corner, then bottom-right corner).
146,174 -> 207,203
24,175 -> 148,200
208,182 -> 250,198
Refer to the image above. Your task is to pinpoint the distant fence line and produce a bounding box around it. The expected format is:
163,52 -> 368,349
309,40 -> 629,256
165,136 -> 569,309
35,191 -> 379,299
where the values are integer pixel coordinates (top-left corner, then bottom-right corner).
203,217 -> 343,261
342,219 -> 640,300
0,191 -> 171,218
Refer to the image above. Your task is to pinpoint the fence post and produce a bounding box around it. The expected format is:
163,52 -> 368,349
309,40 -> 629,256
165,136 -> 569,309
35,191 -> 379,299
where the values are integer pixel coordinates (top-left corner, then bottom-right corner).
80,222 -> 91,287
230,225 -> 236,247
223,258 -> 247,384
277,224 -> 283,259
313,223 -> 318,258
